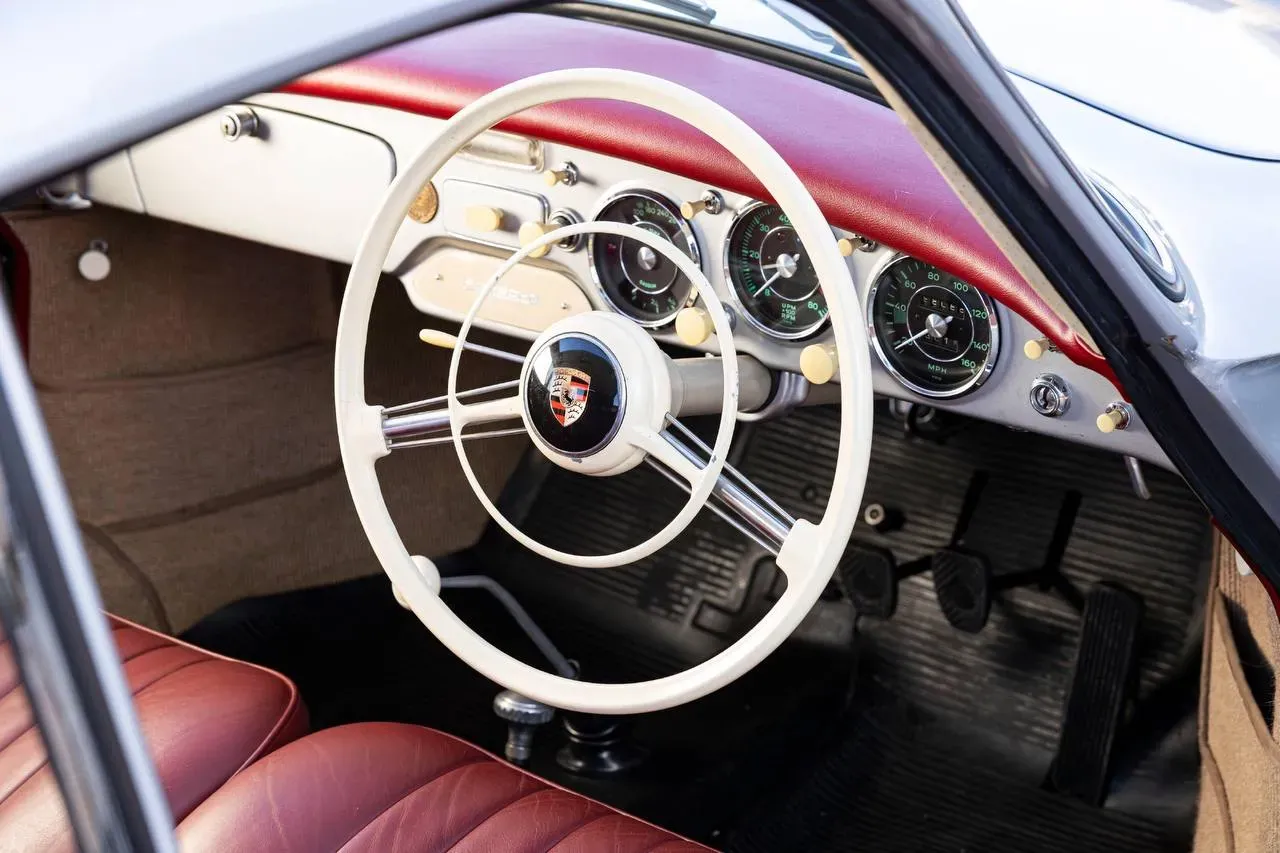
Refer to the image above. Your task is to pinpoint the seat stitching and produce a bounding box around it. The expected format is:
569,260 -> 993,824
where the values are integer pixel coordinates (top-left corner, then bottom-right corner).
128,657 -> 221,698
0,753 -> 49,809
118,643 -> 184,668
0,691 -> 35,754
0,644 -> 217,755
333,756 -> 490,852
444,786 -> 550,852
541,811 -> 611,853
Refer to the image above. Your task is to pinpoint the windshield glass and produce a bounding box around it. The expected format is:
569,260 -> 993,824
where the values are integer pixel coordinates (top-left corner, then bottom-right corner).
588,0 -> 860,69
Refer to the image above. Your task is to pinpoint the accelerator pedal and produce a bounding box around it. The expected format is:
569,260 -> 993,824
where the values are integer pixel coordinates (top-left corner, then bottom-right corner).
1048,583 -> 1143,805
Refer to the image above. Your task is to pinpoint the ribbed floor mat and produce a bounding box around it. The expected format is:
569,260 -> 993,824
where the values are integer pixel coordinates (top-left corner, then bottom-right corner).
479,402 -> 1209,847
728,692 -> 1180,853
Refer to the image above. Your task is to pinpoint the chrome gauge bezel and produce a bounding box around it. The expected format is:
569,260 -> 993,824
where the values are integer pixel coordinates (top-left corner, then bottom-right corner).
865,253 -> 1001,399
587,187 -> 702,329
722,200 -> 832,341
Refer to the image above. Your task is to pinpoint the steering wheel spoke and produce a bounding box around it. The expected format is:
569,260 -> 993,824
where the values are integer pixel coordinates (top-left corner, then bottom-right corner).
638,417 -> 796,555
626,424 -> 703,484
456,393 -> 524,426
381,381 -> 524,449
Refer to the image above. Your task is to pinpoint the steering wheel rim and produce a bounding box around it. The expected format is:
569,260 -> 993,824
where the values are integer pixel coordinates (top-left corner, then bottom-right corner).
335,68 -> 875,714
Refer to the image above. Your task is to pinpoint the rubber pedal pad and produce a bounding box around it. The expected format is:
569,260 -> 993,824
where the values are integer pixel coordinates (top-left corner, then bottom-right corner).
838,545 -> 899,619
1048,583 -> 1143,806
931,547 -> 993,633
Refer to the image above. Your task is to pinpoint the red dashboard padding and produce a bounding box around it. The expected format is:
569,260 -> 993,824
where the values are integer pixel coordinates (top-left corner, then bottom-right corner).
284,12 -> 1109,379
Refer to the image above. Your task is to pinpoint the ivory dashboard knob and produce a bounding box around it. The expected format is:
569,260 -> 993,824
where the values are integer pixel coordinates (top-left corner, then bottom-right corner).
680,190 -> 723,220
836,234 -> 876,256
464,205 -> 505,232
517,221 -> 553,258
799,343 -> 839,385
1023,337 -> 1052,360
1096,402 -> 1132,434
675,307 -> 716,347
542,162 -> 579,187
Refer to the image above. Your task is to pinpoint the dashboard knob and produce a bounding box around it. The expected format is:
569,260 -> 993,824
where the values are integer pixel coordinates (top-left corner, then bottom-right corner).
542,162 -> 579,187
517,220 -> 553,258
407,180 -> 439,224
675,307 -> 716,347
1023,337 -> 1053,360
837,235 -> 877,256
219,106 -> 260,141
1096,402 -> 1132,434
464,205 -> 505,232
680,190 -> 724,220
800,344 -> 839,385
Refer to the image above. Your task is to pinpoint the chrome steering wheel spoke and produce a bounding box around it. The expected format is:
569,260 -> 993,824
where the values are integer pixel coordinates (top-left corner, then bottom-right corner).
638,415 -> 796,555
381,380 -> 525,451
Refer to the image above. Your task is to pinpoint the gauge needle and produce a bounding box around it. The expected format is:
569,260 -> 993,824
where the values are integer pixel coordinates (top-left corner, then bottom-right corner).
754,269 -> 783,296
761,253 -> 802,275
893,314 -> 953,351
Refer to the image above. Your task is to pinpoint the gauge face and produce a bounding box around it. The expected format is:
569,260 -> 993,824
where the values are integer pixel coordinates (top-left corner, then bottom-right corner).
589,190 -> 700,327
868,257 -> 999,398
725,203 -> 828,339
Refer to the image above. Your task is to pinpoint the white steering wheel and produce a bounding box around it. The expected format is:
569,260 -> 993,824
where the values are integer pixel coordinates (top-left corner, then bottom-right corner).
335,68 -> 875,714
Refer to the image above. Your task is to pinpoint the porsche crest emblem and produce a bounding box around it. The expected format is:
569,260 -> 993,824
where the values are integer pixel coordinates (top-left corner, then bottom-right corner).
548,367 -> 591,427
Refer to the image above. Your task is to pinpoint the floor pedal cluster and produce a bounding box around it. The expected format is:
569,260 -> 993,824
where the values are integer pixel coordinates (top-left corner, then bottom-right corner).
848,468 -> 1149,808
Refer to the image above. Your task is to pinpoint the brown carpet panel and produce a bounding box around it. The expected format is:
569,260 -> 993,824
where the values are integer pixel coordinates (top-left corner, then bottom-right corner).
8,207 -> 527,632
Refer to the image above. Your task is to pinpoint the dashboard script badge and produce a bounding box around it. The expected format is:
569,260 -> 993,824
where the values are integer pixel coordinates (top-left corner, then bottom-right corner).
549,367 -> 591,427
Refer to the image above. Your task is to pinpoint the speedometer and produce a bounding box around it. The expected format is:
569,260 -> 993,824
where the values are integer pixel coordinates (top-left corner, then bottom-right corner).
867,256 -> 999,398
724,202 -> 828,339
589,189 -> 700,327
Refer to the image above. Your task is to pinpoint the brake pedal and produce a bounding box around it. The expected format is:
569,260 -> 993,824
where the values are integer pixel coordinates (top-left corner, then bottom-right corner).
931,547 -> 993,633
1047,583 -> 1143,805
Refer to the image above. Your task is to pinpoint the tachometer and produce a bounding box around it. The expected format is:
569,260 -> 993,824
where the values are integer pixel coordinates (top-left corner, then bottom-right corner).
589,189 -> 701,327
724,202 -> 828,339
867,256 -> 999,398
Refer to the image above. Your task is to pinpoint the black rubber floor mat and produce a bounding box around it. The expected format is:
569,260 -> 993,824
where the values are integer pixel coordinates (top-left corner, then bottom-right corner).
477,402 -> 1209,842
728,691 -> 1182,853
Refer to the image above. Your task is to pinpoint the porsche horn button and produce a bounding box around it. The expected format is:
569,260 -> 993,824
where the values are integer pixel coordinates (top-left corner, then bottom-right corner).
549,367 -> 591,427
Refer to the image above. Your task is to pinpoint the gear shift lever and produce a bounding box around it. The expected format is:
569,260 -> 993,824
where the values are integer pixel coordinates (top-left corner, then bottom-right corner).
493,691 -> 555,766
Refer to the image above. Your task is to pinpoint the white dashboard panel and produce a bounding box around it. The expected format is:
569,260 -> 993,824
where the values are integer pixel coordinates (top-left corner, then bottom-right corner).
83,90 -> 1171,471
128,104 -> 395,262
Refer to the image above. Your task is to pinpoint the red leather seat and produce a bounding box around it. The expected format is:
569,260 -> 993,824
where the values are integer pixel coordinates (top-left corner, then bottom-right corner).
0,615 -> 307,851
178,722 -> 712,852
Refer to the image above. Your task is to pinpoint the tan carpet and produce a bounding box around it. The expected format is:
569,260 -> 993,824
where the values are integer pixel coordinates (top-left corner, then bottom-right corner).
8,207 -> 527,632
1194,536 -> 1280,852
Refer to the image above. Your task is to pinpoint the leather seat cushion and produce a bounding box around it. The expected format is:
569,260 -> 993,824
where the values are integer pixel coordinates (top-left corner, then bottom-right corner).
0,614 -> 307,851
178,722 -> 712,852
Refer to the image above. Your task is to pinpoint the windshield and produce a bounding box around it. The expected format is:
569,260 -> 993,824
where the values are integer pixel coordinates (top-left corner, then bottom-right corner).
593,0 -> 1280,161
589,0 -> 861,68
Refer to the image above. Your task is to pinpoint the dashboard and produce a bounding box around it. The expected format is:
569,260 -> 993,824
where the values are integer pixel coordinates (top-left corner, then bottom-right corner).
71,11 -> 1170,470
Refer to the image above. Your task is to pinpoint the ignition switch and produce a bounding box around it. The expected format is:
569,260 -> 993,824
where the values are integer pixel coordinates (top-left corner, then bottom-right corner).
1029,374 -> 1071,418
